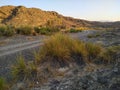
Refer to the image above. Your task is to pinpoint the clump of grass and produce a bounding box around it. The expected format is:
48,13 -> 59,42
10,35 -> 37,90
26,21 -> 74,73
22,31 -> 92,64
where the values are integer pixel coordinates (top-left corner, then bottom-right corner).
0,77 -> 8,90
86,43 -> 103,61
99,45 -> 120,63
36,33 -> 104,67
12,56 -> 37,81
16,26 -> 33,35
39,33 -> 72,67
34,51 -> 41,65
12,56 -> 28,81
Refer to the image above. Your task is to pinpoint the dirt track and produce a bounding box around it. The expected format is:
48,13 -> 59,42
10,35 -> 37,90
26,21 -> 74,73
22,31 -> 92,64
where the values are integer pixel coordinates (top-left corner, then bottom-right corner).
0,35 -> 46,79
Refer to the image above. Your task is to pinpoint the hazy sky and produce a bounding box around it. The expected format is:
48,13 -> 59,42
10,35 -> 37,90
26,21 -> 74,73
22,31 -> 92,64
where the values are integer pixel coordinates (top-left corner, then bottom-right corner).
0,0 -> 119,21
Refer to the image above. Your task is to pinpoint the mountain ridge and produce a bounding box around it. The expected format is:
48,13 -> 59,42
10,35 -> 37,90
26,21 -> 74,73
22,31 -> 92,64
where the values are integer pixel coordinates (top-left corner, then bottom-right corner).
0,5 -> 120,29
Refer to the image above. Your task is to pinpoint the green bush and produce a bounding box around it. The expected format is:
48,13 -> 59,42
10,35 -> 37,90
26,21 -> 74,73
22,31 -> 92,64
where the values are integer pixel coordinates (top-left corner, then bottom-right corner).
34,27 -> 60,35
34,27 -> 50,35
0,26 -> 6,34
16,26 -> 33,35
40,28 -> 50,35
69,28 -> 82,33
12,56 -> 37,81
0,26 -> 6,36
3,26 -> 15,37
0,25 -> 15,37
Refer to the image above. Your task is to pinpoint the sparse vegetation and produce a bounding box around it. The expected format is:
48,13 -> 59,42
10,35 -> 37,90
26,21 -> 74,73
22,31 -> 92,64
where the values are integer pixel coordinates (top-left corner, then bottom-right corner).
12,56 -> 28,81
0,25 -> 15,37
9,33 -> 119,89
34,27 -> 51,35
0,26 -> 6,36
86,43 -> 103,61
16,26 -> 33,35
99,45 -> 120,63
34,33 -> 119,66
0,77 -> 8,90
69,28 -> 82,33
0,25 -> 61,36
0,5 -> 119,90
12,56 -> 37,81
34,26 -> 60,35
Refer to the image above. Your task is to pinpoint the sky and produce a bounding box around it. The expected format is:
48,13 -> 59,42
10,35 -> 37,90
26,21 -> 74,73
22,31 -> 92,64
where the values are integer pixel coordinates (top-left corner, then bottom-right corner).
0,0 -> 120,21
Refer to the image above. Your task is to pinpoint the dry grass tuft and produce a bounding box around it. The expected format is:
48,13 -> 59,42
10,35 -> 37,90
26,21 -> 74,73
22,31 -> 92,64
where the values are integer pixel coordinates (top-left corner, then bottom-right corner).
36,33 -> 105,67
0,77 -> 9,90
12,56 -> 37,81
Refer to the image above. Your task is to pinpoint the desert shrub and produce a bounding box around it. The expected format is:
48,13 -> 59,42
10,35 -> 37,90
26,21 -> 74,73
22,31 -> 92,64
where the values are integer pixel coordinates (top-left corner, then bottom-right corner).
69,28 -> 82,33
3,26 -> 15,37
12,56 -> 37,81
0,25 -> 15,37
34,51 -> 41,65
16,26 -> 33,35
34,27 -> 51,35
86,43 -> 103,61
39,33 -> 72,67
12,56 -> 28,81
99,45 -> 120,63
34,27 -> 60,35
0,77 -> 8,90
27,62 -> 38,80
71,40 -> 88,60
0,26 -> 6,36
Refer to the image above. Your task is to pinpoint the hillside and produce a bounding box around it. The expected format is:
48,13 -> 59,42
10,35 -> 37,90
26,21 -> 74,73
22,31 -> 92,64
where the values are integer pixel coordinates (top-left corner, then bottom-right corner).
0,5 -> 120,29
0,5 -> 92,28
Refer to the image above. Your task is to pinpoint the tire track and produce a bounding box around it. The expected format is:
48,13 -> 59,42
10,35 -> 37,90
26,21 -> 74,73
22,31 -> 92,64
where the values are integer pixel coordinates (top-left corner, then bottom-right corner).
0,40 -> 43,57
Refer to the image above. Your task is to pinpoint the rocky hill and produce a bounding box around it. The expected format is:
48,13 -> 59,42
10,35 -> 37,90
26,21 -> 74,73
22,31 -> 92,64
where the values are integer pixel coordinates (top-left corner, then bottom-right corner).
0,5 -> 120,29
0,5 -> 92,28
